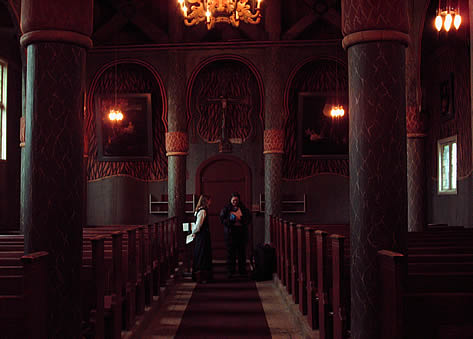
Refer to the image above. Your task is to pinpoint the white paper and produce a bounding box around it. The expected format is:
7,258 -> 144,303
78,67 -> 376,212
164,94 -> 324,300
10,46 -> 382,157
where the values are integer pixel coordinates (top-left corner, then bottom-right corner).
186,234 -> 194,244
182,223 -> 189,232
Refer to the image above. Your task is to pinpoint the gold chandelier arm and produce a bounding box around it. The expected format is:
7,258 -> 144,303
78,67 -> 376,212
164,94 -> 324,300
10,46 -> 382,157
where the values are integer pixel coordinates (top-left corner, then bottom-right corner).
236,1 -> 261,25
184,1 -> 207,26
240,12 -> 261,24
230,14 -> 240,27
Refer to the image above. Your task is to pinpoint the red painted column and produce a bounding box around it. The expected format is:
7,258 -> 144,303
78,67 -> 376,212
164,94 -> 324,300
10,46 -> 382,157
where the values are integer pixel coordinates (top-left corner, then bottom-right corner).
20,0 -> 93,337
342,1 -> 409,338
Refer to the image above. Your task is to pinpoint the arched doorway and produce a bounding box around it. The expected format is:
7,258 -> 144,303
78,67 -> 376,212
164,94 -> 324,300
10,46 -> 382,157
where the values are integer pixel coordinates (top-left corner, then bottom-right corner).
196,155 -> 252,260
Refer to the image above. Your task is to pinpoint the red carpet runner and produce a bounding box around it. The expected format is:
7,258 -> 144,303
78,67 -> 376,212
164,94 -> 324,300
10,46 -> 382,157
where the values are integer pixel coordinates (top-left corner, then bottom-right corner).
175,265 -> 272,338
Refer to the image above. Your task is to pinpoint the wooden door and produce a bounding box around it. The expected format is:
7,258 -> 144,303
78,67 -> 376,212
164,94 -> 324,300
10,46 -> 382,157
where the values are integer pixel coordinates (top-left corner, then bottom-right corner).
196,155 -> 251,260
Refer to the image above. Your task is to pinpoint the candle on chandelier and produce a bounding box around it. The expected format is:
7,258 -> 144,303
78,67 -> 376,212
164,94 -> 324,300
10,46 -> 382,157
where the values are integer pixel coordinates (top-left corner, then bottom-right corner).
257,0 -> 262,9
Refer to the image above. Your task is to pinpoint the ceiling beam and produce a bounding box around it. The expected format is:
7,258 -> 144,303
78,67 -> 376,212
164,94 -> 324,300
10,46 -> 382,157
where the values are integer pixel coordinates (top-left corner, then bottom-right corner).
324,8 -> 341,30
93,12 -> 129,43
282,12 -> 319,40
130,12 -> 168,43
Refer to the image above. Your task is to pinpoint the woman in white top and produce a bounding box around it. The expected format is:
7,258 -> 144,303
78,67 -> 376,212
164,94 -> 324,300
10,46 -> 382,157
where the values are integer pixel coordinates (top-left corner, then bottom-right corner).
192,194 -> 213,283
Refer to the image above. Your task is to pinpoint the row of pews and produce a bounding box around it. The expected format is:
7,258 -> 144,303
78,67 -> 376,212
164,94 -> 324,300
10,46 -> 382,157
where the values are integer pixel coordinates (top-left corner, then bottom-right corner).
270,217 -> 473,339
0,217 -> 179,339
380,225 -> 473,339
0,234 -> 48,339
269,216 -> 350,339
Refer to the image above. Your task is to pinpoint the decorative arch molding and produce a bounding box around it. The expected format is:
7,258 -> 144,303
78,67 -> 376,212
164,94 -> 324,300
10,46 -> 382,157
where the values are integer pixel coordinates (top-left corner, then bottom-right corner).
88,59 -> 167,128
284,54 -> 348,127
6,0 -> 20,30
186,54 -> 264,144
283,55 -> 349,180
86,58 -> 168,181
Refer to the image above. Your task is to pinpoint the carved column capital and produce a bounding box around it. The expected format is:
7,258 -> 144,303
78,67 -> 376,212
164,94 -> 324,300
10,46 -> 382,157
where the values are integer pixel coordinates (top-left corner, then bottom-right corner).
166,131 -> 189,156
342,30 -> 409,49
20,0 -> 93,48
264,129 -> 284,154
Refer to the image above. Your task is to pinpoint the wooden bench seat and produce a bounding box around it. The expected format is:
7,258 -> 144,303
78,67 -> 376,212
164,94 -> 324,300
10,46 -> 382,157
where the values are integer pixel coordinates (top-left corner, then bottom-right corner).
408,253 -> 473,263
0,251 -> 48,339
408,271 -> 473,292
408,261 -> 473,272
379,249 -> 473,339
405,292 -> 473,339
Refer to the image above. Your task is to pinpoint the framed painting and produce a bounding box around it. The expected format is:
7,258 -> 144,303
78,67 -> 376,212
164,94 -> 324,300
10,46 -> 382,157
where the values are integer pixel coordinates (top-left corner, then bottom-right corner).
440,72 -> 455,122
95,93 -> 153,161
297,92 -> 348,159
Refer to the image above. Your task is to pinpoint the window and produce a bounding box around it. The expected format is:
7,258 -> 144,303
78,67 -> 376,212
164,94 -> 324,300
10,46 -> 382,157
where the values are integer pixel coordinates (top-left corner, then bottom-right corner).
0,59 -> 6,160
438,135 -> 457,194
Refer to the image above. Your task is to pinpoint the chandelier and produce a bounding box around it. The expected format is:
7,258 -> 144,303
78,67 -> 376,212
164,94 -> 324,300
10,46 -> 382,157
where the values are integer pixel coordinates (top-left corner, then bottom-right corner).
435,1 -> 461,32
177,0 -> 262,30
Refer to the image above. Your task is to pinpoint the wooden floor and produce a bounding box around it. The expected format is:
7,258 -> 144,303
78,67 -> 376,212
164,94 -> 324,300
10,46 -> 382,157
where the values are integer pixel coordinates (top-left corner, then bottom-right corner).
133,274 -> 314,338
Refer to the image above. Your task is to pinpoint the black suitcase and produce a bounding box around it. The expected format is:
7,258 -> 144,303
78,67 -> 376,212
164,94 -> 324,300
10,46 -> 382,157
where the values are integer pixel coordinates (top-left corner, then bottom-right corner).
252,243 -> 276,281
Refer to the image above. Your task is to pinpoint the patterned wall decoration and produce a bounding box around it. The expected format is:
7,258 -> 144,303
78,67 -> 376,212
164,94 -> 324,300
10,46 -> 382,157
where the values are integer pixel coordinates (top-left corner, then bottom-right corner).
284,57 -> 349,180
86,61 -> 167,181
424,44 -> 471,180
189,58 -> 262,143
342,0 -> 408,36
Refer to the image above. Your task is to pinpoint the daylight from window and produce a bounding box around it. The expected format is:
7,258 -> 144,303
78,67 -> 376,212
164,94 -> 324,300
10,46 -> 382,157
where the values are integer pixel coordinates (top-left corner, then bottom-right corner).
438,136 -> 457,194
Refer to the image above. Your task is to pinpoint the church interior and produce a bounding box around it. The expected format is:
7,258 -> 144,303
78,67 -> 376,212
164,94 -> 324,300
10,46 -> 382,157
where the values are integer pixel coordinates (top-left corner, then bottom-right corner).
0,0 -> 472,338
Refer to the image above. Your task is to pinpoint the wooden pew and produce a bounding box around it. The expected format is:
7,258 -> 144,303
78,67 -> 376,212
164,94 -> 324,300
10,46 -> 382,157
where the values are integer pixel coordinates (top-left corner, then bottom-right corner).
278,218 -> 285,287
283,220 -> 292,294
84,218 -> 178,333
81,236 -> 105,339
83,231 -> 123,339
331,234 -> 349,339
316,231 -> 332,339
404,292 -> 473,338
296,224 -> 307,315
83,226 -> 140,330
0,251 -> 48,339
289,222 -> 299,304
269,216 -> 279,279
378,250 -> 404,339
305,224 -> 350,337
379,247 -> 473,339
305,226 -> 319,330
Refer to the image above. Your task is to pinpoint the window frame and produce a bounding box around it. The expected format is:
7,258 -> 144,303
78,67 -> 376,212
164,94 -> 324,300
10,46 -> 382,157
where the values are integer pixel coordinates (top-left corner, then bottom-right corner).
437,135 -> 457,195
0,58 -> 7,161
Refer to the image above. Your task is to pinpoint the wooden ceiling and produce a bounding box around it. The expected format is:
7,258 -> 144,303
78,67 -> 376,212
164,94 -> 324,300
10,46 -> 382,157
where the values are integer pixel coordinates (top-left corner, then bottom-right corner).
1,0 -> 344,45
91,0 -> 342,45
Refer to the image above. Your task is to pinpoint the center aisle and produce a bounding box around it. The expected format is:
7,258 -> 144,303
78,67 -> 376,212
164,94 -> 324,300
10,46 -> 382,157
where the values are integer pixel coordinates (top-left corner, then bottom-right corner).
175,264 -> 271,338
139,263 -> 306,338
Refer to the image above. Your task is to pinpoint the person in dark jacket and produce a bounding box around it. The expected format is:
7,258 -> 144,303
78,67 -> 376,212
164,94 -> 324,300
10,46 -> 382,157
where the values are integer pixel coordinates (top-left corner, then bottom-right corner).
219,192 -> 251,278
191,194 -> 213,283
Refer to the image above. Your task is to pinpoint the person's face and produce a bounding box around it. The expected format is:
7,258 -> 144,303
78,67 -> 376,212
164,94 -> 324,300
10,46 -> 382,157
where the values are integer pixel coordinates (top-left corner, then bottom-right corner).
231,196 -> 239,207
